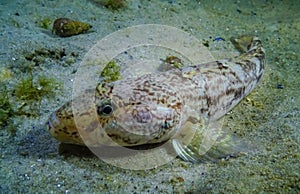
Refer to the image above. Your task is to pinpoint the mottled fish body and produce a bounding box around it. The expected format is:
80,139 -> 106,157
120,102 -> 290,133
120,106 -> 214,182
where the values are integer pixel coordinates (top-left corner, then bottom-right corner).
48,35 -> 265,152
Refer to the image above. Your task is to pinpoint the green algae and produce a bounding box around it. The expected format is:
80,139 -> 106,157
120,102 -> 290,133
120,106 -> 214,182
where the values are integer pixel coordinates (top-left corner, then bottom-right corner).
39,18 -> 52,30
0,85 -> 18,136
0,86 -> 14,126
24,48 -> 67,66
164,56 -> 183,69
103,0 -> 126,10
159,56 -> 184,72
9,17 -> 20,28
100,60 -> 122,82
0,69 -> 14,133
19,47 -> 78,71
14,74 -> 60,102
0,68 -> 13,81
0,73 -> 61,135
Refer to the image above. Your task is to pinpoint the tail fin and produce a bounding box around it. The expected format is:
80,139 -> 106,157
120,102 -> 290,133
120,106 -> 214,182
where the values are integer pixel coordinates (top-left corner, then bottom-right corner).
230,35 -> 266,83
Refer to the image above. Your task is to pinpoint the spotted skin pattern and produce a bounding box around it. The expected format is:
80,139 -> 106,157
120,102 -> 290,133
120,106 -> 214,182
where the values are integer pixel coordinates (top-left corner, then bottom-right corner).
47,35 -> 265,147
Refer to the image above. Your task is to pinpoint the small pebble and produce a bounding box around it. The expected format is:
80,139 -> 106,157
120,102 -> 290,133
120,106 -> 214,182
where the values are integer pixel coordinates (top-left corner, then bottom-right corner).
277,83 -> 283,89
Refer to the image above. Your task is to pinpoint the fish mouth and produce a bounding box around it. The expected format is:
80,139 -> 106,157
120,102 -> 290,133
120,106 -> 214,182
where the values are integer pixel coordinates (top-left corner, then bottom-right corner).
47,112 -> 60,136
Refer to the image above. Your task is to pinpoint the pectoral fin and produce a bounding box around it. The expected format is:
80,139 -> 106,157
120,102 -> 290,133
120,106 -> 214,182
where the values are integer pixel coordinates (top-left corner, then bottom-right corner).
172,118 -> 254,163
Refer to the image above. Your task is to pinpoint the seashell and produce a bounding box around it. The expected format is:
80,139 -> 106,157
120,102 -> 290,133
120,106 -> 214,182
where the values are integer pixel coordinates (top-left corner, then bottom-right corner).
52,18 -> 92,37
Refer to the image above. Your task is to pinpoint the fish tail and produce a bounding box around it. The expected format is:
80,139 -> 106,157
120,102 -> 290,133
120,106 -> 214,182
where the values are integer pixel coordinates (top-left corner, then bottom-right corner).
231,35 -> 266,82
230,35 -> 261,53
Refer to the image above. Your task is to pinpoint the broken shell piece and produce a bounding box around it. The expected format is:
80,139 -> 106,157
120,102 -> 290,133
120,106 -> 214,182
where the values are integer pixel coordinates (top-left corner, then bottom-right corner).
52,18 -> 92,37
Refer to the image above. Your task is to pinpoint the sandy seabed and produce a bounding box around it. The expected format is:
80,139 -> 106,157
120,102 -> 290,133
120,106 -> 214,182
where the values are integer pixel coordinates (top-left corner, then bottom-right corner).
0,0 -> 299,193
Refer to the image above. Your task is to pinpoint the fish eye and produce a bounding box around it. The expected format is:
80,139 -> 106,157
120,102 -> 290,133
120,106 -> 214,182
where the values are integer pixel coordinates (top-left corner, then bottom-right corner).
97,104 -> 113,116
103,105 -> 113,115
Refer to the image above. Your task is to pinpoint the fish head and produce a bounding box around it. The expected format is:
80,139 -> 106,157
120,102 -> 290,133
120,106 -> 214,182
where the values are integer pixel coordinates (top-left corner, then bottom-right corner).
94,80 -> 183,146
48,75 -> 184,147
